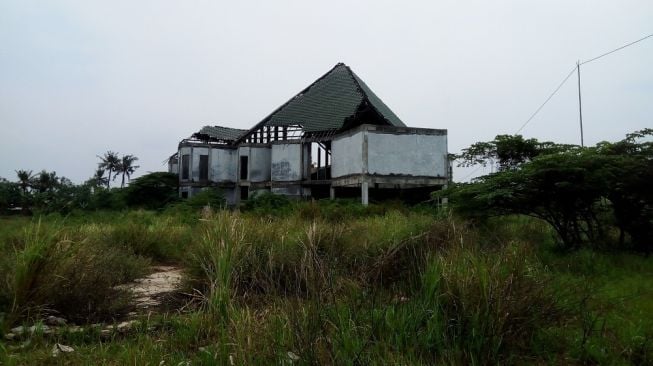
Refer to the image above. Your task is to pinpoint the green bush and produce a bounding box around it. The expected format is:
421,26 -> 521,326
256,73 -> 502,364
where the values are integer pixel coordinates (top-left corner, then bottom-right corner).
1,220 -> 149,326
124,172 -> 178,210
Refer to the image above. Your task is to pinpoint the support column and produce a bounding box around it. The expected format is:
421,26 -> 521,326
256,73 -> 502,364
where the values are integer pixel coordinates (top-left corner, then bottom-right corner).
330,186 -> 335,200
361,181 -> 369,206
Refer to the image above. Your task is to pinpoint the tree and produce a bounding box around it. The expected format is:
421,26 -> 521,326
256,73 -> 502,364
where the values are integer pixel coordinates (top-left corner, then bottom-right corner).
123,172 -> 178,209
34,170 -> 59,193
440,129 -> 653,252
15,169 -> 33,195
97,151 -> 120,188
0,178 -> 21,211
91,168 -> 109,188
456,134 -> 577,171
117,154 -> 140,188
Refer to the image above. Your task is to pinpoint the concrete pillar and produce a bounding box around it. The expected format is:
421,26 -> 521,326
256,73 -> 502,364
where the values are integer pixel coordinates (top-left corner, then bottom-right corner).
361,182 -> 369,206
330,186 -> 335,200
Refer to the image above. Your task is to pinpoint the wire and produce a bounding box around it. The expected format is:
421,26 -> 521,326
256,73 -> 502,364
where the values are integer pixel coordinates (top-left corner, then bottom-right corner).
514,66 -> 577,134
580,33 -> 653,65
514,32 -> 652,135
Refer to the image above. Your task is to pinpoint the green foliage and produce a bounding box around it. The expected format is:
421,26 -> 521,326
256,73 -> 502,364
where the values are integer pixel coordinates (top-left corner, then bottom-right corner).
456,134 -> 578,171
241,190 -> 292,214
1,220 -> 149,326
123,172 -> 178,209
0,178 -> 21,211
0,210 -> 652,364
97,151 -> 121,189
89,187 -> 127,210
442,129 -> 653,252
184,188 -> 225,210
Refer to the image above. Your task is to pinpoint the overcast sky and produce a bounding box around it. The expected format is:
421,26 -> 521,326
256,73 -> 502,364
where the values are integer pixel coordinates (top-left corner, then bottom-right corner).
1,1 -> 651,183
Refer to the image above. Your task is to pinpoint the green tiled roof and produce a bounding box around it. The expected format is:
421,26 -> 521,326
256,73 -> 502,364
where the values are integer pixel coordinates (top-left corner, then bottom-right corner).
195,125 -> 248,142
251,63 -> 406,135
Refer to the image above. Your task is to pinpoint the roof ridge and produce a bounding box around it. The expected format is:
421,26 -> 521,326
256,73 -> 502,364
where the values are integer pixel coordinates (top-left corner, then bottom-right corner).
344,66 -> 406,127
235,62 -> 351,143
343,65 -> 396,127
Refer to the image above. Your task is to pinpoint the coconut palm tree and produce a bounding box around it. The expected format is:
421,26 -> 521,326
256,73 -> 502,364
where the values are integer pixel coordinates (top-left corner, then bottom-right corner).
97,151 -> 120,188
35,170 -> 58,193
15,169 -> 33,195
15,169 -> 34,212
117,154 -> 140,188
93,168 -> 108,188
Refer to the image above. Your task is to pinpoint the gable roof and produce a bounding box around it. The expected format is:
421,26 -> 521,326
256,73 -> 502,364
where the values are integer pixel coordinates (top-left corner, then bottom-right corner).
242,63 -> 406,138
194,125 -> 248,142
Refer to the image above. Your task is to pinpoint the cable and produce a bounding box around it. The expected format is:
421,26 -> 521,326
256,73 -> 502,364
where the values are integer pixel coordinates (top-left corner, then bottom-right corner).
514,32 -> 652,134
514,66 -> 577,134
580,33 -> 653,65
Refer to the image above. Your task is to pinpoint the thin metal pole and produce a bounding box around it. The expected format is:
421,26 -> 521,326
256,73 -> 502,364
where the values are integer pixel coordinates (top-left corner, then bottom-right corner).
577,61 -> 584,147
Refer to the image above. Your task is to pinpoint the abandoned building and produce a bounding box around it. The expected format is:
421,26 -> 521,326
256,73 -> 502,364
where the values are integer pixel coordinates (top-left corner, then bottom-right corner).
168,63 -> 449,205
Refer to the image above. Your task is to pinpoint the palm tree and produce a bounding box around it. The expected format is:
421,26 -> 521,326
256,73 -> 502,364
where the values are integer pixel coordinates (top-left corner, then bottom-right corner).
93,168 -> 108,188
15,170 -> 33,212
97,151 -> 120,188
15,170 -> 33,195
35,170 -> 58,193
117,154 -> 140,188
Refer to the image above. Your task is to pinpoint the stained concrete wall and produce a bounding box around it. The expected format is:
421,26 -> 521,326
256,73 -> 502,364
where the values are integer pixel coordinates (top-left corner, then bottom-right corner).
191,147 -> 209,181
331,131 -> 363,178
179,147 -> 192,181
249,147 -> 271,182
168,162 -> 178,175
367,132 -> 447,177
222,188 -> 237,206
271,143 -> 302,181
331,127 -> 448,179
210,148 -> 238,182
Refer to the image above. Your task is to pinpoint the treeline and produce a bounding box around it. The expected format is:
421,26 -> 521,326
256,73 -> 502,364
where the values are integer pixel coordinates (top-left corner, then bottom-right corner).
438,129 -> 653,252
0,152 -> 181,214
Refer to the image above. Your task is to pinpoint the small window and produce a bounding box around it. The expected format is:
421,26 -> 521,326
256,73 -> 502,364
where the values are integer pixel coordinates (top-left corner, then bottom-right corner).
181,191 -> 188,199
199,155 -> 209,180
240,186 -> 249,200
181,154 -> 190,180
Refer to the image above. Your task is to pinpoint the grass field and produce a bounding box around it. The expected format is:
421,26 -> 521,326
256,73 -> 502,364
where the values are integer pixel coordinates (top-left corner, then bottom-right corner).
0,202 -> 651,365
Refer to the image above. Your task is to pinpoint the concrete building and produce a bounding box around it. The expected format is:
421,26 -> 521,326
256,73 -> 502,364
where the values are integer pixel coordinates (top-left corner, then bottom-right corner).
170,63 -> 449,205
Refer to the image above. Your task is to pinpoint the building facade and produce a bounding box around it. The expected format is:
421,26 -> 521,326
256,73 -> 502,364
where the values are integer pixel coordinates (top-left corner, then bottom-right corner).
170,63 -> 449,205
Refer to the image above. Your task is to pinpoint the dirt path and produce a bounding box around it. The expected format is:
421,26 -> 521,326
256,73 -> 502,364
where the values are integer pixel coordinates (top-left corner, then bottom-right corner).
119,266 -> 184,309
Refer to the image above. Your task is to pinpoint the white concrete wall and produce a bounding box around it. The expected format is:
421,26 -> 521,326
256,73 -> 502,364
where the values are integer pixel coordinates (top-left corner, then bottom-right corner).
210,148 -> 238,182
331,131 -> 363,178
191,147 -> 208,181
367,132 -> 447,177
168,162 -> 178,175
271,143 -> 303,181
249,147 -> 271,182
222,188 -> 237,206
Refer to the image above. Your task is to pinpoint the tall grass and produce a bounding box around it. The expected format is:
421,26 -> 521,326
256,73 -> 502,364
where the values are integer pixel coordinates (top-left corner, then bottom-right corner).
1,219 -> 150,327
1,204 -> 651,364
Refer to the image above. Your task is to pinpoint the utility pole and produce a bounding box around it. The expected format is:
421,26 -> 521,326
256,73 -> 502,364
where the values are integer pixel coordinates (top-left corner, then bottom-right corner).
577,60 -> 584,147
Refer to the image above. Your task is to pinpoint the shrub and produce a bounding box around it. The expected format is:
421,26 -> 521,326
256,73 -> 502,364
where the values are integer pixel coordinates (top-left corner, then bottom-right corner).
241,191 -> 292,215
124,172 -> 179,210
1,220 -> 149,326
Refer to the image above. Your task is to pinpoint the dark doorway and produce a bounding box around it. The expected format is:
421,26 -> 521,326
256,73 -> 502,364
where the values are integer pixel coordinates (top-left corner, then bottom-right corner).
181,154 -> 190,180
199,155 -> 209,180
240,156 -> 248,180
240,186 -> 249,200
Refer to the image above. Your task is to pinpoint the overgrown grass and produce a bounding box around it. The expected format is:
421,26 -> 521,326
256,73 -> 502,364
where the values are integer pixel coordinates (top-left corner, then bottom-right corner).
1,204 -> 651,364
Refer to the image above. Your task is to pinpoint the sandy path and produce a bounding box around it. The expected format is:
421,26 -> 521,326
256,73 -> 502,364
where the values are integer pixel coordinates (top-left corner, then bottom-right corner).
119,266 -> 184,309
